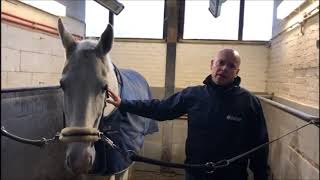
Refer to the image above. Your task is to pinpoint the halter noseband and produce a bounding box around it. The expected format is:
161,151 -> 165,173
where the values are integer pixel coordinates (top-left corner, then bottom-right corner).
59,127 -> 101,143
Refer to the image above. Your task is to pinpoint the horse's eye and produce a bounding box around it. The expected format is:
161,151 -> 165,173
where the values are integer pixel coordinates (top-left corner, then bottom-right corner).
103,84 -> 109,98
103,84 -> 108,91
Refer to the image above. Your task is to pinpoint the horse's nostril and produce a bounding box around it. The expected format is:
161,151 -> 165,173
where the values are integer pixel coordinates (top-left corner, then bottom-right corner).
67,156 -> 72,169
89,156 -> 93,165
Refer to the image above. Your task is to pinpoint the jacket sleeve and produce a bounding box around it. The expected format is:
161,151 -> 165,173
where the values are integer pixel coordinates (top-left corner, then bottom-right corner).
119,90 -> 188,121
249,98 -> 270,180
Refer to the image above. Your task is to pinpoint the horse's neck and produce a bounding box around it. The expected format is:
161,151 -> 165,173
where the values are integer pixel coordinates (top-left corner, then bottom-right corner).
104,56 -> 119,116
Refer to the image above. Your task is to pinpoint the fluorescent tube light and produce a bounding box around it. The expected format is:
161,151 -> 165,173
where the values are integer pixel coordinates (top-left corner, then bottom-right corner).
94,0 -> 124,15
209,0 -> 227,18
19,0 -> 66,17
277,0 -> 304,19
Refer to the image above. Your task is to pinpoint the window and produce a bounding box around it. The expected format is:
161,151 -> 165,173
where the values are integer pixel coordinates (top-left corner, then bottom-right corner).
243,1 -> 273,41
85,0 -> 109,37
86,0 -> 274,41
183,0 -> 240,40
114,0 -> 165,39
277,0 -> 304,19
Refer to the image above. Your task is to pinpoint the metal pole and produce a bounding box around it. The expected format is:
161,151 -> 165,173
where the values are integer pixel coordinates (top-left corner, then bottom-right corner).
257,96 -> 319,124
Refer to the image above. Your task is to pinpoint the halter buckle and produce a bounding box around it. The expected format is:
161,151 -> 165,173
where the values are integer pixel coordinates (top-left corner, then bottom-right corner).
205,162 -> 216,174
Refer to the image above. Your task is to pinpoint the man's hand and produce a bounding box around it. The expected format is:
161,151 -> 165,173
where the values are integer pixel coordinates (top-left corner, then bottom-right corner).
106,88 -> 121,107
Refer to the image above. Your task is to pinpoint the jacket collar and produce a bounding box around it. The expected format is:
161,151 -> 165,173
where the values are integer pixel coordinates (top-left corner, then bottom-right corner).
203,75 -> 241,92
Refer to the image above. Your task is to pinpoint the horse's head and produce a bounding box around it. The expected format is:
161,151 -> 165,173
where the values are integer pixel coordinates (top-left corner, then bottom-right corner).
57,19 -> 114,174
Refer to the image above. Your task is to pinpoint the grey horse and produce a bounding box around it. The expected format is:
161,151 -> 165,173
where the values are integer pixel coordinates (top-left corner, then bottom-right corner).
57,19 -> 158,180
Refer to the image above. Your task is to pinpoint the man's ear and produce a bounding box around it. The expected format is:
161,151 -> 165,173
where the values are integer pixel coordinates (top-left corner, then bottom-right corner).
210,59 -> 214,70
235,68 -> 240,77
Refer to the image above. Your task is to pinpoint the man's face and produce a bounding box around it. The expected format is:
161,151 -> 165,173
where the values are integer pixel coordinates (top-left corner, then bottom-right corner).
211,50 -> 240,86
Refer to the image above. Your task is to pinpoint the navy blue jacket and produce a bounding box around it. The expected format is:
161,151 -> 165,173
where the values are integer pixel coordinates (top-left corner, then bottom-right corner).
120,75 -> 269,180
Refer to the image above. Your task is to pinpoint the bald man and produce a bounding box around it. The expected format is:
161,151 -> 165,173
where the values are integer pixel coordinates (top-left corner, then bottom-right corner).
107,49 -> 269,180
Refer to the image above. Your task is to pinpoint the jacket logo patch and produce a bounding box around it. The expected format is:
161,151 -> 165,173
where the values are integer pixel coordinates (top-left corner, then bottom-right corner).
226,115 -> 242,122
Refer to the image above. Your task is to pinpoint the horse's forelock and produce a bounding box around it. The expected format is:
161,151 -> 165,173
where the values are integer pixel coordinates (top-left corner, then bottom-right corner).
66,40 -> 99,64
63,40 -> 110,78
77,40 -> 97,51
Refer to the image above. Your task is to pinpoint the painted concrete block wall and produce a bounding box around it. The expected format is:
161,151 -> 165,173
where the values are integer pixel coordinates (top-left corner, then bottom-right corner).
1,22 -> 65,88
110,41 -> 167,88
262,101 -> 319,179
1,0 -> 85,89
266,1 -> 320,178
1,0 -> 85,36
175,43 -> 269,92
267,3 -> 319,108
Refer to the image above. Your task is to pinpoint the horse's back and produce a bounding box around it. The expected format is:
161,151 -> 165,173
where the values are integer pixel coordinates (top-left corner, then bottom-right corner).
118,68 -> 158,134
118,68 -> 152,100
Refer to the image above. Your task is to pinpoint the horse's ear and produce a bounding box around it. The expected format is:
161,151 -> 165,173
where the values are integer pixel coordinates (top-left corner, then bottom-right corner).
95,24 -> 113,57
58,18 -> 76,52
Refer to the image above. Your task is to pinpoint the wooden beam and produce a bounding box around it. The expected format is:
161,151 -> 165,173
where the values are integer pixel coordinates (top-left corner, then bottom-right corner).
109,11 -> 114,26
238,0 -> 245,40
161,0 -> 180,173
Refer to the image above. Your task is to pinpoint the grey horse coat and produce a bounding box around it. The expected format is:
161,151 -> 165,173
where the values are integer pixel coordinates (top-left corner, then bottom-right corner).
90,66 -> 158,175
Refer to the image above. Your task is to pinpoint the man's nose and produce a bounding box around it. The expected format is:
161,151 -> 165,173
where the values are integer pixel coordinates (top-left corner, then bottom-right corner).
221,64 -> 229,71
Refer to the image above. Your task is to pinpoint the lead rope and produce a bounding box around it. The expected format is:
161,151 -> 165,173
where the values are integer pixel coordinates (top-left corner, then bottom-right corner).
1,126 -> 60,147
98,132 -> 217,172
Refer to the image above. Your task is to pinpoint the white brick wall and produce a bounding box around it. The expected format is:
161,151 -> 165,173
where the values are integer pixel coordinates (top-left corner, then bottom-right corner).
110,41 -> 167,88
268,15 -> 319,108
111,41 -> 269,91
266,2 -> 319,179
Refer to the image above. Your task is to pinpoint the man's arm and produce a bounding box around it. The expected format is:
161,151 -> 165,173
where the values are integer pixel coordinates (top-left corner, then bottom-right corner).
249,99 -> 270,180
107,88 -> 188,121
